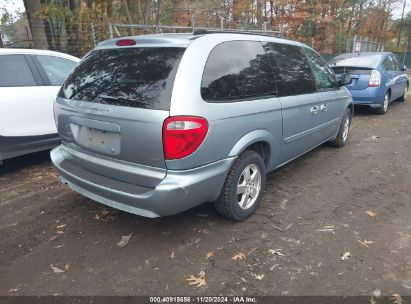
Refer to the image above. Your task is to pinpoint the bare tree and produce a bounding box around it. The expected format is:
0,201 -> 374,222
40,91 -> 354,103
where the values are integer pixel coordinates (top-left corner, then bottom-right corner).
23,0 -> 49,49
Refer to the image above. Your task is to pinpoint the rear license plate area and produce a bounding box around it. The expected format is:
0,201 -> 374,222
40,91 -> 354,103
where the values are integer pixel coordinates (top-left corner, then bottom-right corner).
76,126 -> 121,155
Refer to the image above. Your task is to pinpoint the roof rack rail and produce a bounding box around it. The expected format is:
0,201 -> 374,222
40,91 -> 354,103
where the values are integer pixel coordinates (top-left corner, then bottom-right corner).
193,28 -> 283,38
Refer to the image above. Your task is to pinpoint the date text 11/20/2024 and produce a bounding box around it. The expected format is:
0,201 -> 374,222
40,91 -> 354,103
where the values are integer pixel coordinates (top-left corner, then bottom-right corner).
149,296 -> 257,303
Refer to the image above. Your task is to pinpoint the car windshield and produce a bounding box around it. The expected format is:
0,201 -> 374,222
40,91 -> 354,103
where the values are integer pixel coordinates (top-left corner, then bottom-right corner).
329,53 -> 383,68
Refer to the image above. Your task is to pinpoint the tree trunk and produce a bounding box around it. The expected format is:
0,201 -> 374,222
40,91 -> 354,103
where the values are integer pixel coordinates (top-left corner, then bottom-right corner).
0,34 -> 4,48
65,0 -> 79,56
23,0 -> 49,49
123,0 -> 135,35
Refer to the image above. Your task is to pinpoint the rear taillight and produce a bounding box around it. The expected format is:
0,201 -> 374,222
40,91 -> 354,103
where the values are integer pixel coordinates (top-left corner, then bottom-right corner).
368,70 -> 381,87
163,116 -> 208,160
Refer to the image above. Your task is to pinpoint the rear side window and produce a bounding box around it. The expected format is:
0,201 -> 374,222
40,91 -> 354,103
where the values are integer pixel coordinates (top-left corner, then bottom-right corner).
36,55 -> 77,86
201,41 -> 276,102
382,56 -> 397,71
390,55 -> 402,71
0,55 -> 36,87
61,47 -> 185,110
263,43 -> 316,97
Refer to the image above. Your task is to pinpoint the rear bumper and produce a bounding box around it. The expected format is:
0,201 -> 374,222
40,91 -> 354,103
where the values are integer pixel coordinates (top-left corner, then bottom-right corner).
51,145 -> 235,217
349,86 -> 386,107
0,134 -> 60,162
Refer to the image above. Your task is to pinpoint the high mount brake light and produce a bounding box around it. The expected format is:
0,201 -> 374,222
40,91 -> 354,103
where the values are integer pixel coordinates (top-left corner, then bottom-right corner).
116,39 -> 136,46
162,116 -> 208,160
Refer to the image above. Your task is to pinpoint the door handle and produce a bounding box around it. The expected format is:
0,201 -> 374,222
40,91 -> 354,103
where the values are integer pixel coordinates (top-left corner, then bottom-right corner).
310,106 -> 320,114
320,104 -> 328,112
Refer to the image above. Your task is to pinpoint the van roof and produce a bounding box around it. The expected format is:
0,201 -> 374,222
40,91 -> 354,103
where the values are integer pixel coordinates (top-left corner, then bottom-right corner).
96,32 -> 307,50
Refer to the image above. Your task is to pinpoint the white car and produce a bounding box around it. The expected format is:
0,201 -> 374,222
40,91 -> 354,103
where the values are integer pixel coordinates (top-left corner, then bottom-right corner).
0,49 -> 79,163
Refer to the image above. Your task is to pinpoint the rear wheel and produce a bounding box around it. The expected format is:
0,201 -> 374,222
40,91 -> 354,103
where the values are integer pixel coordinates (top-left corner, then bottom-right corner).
215,150 -> 266,221
329,108 -> 352,148
398,84 -> 408,102
375,93 -> 389,115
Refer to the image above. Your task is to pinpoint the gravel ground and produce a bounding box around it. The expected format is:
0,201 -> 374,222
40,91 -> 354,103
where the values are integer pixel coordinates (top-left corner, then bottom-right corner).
0,94 -> 411,296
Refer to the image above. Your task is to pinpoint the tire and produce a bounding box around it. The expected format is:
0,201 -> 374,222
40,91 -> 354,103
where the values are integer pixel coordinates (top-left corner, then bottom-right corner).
329,108 -> 352,148
215,150 -> 266,221
398,84 -> 408,102
374,93 -> 389,115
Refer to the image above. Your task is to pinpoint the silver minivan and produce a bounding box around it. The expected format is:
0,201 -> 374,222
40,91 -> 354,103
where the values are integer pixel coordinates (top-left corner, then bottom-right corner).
51,32 -> 353,221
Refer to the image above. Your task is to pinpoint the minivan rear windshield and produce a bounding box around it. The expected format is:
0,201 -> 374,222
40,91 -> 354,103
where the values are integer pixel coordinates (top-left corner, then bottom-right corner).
60,47 -> 185,110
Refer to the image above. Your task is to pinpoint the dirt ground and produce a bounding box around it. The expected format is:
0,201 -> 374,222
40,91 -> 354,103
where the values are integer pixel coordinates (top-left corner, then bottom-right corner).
1,95 -> 411,297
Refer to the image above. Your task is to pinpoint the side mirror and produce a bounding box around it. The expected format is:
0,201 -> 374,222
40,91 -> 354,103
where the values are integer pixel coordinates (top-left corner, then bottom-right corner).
402,65 -> 407,72
339,73 -> 352,86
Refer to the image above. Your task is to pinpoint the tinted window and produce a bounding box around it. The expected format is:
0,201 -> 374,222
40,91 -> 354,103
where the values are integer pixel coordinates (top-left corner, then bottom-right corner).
61,47 -> 185,110
263,43 -> 316,97
201,41 -> 276,101
0,55 -> 36,87
36,55 -> 77,86
304,48 -> 338,90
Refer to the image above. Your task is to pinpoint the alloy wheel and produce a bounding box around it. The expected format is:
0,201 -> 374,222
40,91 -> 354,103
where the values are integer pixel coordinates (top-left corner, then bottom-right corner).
236,164 -> 262,209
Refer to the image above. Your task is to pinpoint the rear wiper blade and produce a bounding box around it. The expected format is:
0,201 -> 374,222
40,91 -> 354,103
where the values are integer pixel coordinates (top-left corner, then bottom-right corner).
96,94 -> 148,108
97,94 -> 123,102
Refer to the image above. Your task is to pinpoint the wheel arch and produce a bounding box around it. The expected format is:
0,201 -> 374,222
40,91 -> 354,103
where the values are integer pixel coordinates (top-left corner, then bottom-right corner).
228,130 -> 274,168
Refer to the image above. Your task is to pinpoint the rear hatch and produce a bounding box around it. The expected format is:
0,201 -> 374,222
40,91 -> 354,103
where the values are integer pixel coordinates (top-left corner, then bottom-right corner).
56,44 -> 186,188
331,66 -> 372,90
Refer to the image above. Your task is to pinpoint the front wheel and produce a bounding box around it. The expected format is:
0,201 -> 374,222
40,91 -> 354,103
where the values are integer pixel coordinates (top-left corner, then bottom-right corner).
215,150 -> 266,221
329,108 -> 352,148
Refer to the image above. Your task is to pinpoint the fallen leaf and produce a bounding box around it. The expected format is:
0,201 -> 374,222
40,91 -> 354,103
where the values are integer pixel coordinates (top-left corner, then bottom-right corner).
206,252 -> 214,260
366,210 -> 377,218
170,251 -> 175,259
251,273 -> 265,280
269,249 -> 285,256
358,239 -> 375,247
56,224 -> 66,229
94,213 -> 102,220
198,270 -> 206,278
186,275 -> 206,288
8,288 -> 19,293
269,264 -> 280,271
341,252 -> 351,261
56,231 -> 64,234
280,199 -> 288,209
116,234 -> 133,248
232,252 -> 245,261
373,289 -> 381,297
391,294 -> 404,304
50,264 -> 65,273
369,297 -> 376,304
101,209 -> 110,215
65,264 -> 70,271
